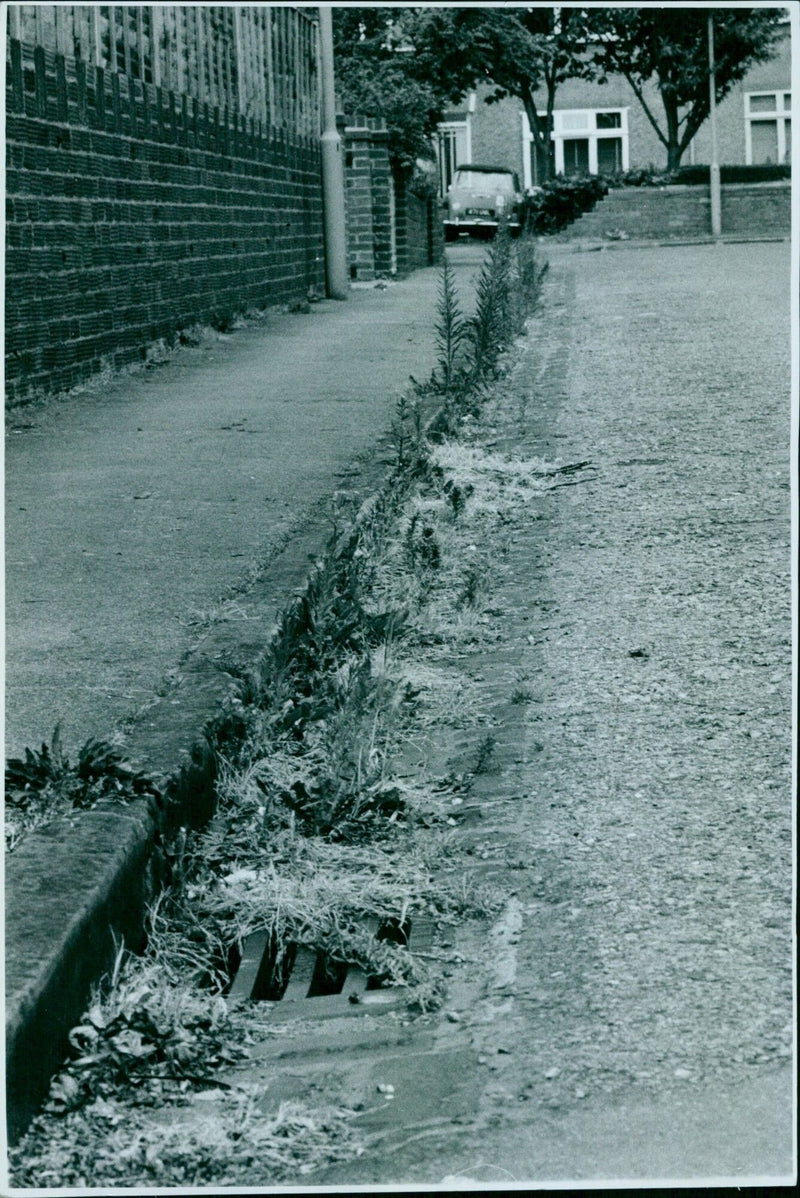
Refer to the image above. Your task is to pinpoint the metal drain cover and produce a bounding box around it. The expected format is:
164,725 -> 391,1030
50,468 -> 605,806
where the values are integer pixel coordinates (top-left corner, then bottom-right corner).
227,914 -> 434,1015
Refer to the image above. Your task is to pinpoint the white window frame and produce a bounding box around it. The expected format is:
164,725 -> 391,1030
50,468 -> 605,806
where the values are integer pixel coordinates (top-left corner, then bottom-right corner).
521,108 -> 629,186
745,90 -> 791,165
436,119 -> 472,194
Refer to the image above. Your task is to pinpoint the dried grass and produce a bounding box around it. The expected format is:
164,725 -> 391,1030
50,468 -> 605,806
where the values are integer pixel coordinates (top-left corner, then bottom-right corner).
12,1095 -> 362,1187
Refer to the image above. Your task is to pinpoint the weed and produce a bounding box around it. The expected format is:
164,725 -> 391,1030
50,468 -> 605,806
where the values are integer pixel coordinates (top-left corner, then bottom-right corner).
209,311 -> 234,334
5,725 -> 159,849
469,221 -> 514,381
516,236 -> 549,320
472,733 -> 497,776
433,257 -> 469,392
403,511 -> 441,578
443,477 -> 473,519
389,393 -> 427,475
12,1095 -> 363,1187
457,564 -> 482,608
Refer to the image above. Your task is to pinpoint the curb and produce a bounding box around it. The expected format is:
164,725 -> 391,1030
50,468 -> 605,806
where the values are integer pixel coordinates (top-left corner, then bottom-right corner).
3,438 -> 402,1144
4,396 -> 447,1146
556,234 -> 789,252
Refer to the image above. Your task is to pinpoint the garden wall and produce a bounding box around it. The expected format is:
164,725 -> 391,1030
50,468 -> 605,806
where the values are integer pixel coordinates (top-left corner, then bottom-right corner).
563,181 -> 791,240
720,182 -> 792,237
343,117 -> 393,279
393,164 -> 444,275
4,40 -> 325,405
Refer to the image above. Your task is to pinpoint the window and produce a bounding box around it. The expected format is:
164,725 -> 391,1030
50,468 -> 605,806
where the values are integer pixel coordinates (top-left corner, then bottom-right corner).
522,108 -> 630,185
560,111 -> 591,132
563,139 -> 590,174
597,137 -> 623,173
452,169 -> 518,193
745,91 -> 791,164
554,109 -> 628,178
521,108 -> 629,184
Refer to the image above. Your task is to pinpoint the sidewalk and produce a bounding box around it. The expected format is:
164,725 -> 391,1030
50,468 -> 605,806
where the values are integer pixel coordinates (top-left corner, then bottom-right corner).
4,270 -> 450,762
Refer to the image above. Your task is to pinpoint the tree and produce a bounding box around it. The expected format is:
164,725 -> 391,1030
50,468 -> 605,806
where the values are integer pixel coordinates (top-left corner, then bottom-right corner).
332,8 -> 486,169
590,8 -> 784,171
445,7 -> 598,183
333,8 -> 603,182
332,7 -> 600,181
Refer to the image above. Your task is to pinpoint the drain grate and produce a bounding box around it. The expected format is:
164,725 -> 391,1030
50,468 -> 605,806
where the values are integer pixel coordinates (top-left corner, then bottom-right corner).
227,914 -> 434,1010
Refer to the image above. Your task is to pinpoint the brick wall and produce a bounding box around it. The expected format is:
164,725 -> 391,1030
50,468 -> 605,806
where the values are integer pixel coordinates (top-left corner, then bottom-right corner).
563,181 -> 790,240
5,40 -> 325,405
392,165 -> 443,274
564,186 -> 711,239
720,182 -> 791,236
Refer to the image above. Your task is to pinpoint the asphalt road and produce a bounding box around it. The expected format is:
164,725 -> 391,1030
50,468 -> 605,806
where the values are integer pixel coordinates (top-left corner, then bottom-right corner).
313,238 -> 795,1186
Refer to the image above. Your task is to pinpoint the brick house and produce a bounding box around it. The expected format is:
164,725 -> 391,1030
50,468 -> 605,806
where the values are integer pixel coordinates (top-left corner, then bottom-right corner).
435,21 -> 791,192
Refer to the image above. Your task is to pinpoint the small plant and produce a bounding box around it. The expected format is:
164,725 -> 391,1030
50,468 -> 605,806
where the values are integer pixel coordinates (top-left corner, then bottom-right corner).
468,221 -> 514,382
443,477 -> 473,519
457,564 -> 482,608
472,733 -> 497,776
389,393 -> 427,474
5,726 -> 160,848
404,513 -> 441,578
434,257 -> 469,392
514,237 -> 548,329
510,674 -> 534,705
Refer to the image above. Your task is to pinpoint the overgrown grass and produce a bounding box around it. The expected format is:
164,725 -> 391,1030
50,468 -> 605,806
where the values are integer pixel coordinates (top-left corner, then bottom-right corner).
11,1094 -> 364,1188
418,229 -> 547,439
11,232 -> 547,1187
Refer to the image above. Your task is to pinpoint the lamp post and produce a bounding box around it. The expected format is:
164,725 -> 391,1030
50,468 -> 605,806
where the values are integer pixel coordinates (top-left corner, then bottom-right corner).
708,13 -> 722,238
319,6 -> 348,299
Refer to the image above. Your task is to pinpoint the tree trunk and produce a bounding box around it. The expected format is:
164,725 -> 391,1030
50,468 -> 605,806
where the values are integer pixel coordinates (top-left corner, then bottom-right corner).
524,93 -> 555,185
667,142 -> 685,171
542,136 -> 556,182
663,95 -> 683,172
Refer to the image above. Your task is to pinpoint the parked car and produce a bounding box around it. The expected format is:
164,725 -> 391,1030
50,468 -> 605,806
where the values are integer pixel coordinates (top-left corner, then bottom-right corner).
443,165 -> 526,240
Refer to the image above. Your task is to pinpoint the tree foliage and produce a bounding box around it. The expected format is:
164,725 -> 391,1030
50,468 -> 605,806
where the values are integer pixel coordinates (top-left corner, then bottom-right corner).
333,7 -> 785,179
333,7 -> 596,180
590,8 -> 784,170
332,7 -> 486,168
447,7 -> 598,181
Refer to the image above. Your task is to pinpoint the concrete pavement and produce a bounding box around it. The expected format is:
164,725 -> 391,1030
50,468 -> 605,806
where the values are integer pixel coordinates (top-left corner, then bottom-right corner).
4,270 -> 453,761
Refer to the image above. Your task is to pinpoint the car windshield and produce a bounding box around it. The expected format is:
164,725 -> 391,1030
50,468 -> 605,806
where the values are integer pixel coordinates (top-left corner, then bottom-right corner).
453,170 -> 515,192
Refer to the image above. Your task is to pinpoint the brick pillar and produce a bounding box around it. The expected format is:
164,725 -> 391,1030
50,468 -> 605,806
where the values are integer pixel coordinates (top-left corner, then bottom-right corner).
342,116 -> 391,281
